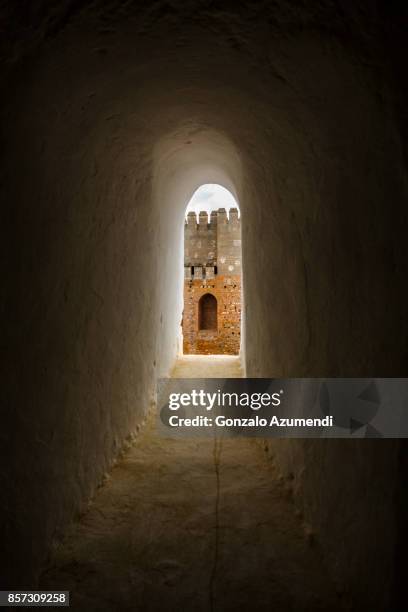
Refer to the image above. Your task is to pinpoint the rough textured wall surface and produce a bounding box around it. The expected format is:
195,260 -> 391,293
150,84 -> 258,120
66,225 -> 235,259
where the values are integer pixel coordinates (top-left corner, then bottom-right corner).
1,1 -> 407,606
183,276 -> 241,355
262,436 -> 401,610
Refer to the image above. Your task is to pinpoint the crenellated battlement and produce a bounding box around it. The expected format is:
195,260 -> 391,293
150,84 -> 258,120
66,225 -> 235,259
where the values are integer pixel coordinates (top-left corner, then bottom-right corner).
184,207 -> 241,276
185,207 -> 240,228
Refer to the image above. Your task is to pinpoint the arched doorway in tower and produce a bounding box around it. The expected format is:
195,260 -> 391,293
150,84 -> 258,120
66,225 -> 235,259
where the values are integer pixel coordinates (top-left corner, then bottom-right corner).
182,184 -> 242,355
199,293 -> 218,330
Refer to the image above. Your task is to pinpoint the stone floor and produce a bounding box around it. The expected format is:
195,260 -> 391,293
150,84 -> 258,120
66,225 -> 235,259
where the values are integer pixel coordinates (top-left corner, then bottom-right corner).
40,357 -> 348,611
170,354 -> 243,378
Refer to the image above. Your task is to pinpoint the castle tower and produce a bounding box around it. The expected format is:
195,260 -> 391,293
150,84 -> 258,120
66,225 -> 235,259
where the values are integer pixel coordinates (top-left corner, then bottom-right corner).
183,208 -> 241,355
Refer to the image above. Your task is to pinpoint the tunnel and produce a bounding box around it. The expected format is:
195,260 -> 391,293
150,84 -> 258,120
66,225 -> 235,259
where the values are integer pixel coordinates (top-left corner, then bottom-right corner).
1,1 -> 408,610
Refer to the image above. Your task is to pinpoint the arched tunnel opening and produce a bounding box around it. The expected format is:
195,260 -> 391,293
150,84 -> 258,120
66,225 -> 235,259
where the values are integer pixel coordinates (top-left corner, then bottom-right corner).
1,2 -> 408,610
183,184 -> 242,356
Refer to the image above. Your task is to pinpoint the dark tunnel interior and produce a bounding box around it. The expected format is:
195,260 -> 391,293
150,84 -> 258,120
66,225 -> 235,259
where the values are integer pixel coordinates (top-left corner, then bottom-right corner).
1,1 -> 408,610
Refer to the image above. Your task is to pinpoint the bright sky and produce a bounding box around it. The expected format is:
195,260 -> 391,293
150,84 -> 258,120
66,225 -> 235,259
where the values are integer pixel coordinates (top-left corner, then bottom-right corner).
185,184 -> 240,220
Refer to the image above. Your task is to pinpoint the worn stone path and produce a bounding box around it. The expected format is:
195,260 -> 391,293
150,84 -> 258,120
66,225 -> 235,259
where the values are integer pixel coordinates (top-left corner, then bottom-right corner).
40,357 -> 347,611
170,354 -> 243,378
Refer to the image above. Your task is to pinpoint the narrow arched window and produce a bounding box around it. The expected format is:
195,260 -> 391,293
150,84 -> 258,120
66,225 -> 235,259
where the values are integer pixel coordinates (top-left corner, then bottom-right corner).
199,293 -> 217,330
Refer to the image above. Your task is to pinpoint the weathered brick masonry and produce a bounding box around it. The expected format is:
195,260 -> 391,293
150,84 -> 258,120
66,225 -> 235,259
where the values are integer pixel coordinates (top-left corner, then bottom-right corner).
183,207 -> 241,354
